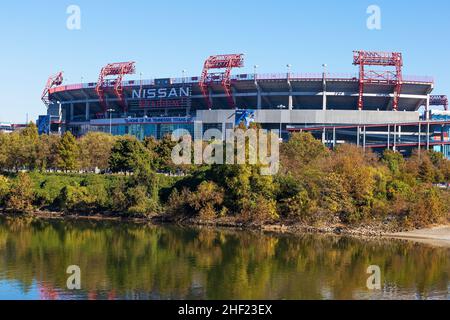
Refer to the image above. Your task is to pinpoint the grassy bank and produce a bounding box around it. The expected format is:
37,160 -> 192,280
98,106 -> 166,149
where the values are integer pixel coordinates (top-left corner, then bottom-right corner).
0,123 -> 449,232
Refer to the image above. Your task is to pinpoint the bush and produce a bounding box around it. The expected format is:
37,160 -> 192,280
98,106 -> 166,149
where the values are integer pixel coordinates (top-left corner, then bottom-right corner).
240,195 -> 278,223
164,182 -> 224,220
58,185 -> 97,212
0,175 -> 10,207
6,173 -> 35,213
165,188 -> 193,218
404,187 -> 449,228
126,185 -> 159,217
188,181 -> 224,220
32,173 -> 82,209
279,189 -> 318,223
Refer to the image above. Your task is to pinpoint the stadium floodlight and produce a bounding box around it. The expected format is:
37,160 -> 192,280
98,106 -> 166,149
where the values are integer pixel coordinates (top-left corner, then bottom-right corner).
253,65 -> 259,79
286,64 -> 292,79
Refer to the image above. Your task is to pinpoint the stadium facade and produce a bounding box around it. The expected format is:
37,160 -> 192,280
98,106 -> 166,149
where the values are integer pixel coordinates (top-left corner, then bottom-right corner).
41,51 -> 450,158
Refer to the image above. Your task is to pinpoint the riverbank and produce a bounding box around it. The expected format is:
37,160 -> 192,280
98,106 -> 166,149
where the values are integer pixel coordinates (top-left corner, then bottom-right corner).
385,226 -> 450,247
4,210 -> 449,246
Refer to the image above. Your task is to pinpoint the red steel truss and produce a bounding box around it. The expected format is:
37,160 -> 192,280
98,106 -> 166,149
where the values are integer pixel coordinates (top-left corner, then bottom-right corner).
41,72 -> 64,106
96,62 -> 136,113
353,51 -> 403,111
429,95 -> 449,111
199,54 -> 244,109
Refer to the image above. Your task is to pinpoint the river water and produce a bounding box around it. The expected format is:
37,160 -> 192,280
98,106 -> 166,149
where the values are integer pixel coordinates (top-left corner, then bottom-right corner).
0,217 -> 448,300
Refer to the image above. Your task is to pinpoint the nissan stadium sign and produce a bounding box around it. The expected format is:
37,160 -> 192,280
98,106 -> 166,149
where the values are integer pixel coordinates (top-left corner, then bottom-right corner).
131,86 -> 192,108
131,87 -> 191,100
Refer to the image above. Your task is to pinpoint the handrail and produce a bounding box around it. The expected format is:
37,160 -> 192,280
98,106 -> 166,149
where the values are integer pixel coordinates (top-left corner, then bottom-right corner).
48,73 -> 434,94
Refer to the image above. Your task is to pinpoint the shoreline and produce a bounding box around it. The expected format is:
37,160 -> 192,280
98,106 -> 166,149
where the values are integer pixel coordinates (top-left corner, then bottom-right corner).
2,210 -> 449,247
384,226 -> 450,248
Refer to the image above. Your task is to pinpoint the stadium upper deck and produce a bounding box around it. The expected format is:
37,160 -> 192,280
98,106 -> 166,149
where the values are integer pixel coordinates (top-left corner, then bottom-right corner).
48,72 -> 434,114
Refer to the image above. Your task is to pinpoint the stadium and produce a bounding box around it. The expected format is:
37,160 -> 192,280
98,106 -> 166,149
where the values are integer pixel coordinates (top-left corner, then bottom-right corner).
41,51 -> 450,158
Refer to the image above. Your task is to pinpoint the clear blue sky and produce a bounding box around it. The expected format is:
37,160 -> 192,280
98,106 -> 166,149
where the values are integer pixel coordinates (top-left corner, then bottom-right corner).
1,0 -> 449,123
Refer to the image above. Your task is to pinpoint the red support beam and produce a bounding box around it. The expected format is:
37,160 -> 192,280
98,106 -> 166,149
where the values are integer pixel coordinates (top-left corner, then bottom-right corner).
353,51 -> 403,111
199,54 -> 244,109
95,62 -> 136,113
41,72 -> 64,107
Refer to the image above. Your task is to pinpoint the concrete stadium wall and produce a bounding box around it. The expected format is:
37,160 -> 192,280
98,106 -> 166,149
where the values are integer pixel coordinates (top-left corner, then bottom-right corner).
196,110 -> 420,125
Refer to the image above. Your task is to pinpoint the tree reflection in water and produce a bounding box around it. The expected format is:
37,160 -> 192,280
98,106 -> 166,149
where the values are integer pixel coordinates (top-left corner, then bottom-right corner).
0,217 -> 448,300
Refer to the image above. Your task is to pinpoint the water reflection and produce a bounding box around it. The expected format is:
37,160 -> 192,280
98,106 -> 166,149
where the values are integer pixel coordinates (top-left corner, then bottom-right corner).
0,217 -> 448,300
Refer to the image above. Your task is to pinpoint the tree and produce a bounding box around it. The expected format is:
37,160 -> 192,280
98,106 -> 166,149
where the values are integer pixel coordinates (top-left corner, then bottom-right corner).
382,150 -> 405,176
21,122 -> 40,170
6,173 -> 35,213
126,185 -> 159,217
418,156 -> 435,183
109,136 -> 151,173
188,181 -> 224,220
153,134 -> 178,173
78,132 -> 116,171
0,133 -> 9,171
57,132 -> 79,171
37,134 -> 61,171
280,132 -> 328,176
0,175 -> 10,206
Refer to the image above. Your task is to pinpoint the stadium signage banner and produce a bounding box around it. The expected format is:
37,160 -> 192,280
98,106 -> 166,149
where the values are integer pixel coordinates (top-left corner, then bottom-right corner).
125,117 -> 191,124
91,117 -> 192,126
131,87 -> 191,100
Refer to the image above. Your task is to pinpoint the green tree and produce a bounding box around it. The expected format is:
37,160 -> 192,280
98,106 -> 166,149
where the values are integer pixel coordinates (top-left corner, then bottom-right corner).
109,136 -> 151,173
57,132 -> 79,171
418,156 -> 435,183
0,175 -> 10,206
0,133 -> 9,170
12,122 -> 40,170
280,132 -> 328,176
78,132 -> 116,171
382,150 -> 405,176
6,173 -> 35,213
153,134 -> 178,173
37,134 -> 61,171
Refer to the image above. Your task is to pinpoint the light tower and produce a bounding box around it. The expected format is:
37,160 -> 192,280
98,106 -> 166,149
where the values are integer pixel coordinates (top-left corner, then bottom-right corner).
96,62 -> 136,113
199,54 -> 244,109
41,72 -> 64,107
353,51 -> 403,111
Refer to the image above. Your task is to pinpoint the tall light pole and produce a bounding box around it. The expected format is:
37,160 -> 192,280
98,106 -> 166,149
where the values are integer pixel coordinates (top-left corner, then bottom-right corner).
277,104 -> 287,141
286,64 -> 292,79
322,63 -> 328,79
322,64 -> 328,111
253,65 -> 259,79
182,69 -> 187,83
107,108 -> 115,135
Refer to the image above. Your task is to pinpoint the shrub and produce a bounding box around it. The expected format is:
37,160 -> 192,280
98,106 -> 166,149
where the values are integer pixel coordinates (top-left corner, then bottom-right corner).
188,181 -> 224,220
126,185 -> 159,217
240,195 -> 278,223
0,175 -> 10,207
404,187 -> 449,228
58,185 -> 96,212
6,173 -> 35,213
279,189 -> 317,222
165,188 -> 192,218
